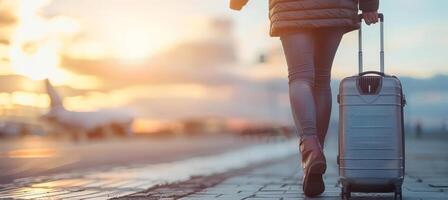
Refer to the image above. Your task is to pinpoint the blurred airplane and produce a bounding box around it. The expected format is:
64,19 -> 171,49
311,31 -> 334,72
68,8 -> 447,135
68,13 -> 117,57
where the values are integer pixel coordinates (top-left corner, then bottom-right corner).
42,79 -> 134,140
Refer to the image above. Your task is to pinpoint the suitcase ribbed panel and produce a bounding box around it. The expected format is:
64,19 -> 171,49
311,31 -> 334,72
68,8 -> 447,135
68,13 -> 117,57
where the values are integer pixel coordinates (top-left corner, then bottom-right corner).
338,75 -> 405,191
358,76 -> 382,94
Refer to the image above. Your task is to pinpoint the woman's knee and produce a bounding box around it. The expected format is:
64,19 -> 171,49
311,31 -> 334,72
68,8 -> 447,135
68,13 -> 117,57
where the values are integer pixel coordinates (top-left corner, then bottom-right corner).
287,60 -> 315,86
314,74 -> 331,90
288,70 -> 315,86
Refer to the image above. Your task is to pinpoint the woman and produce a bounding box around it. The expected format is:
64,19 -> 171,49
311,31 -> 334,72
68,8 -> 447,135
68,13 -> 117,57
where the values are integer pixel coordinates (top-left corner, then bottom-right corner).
230,0 -> 379,197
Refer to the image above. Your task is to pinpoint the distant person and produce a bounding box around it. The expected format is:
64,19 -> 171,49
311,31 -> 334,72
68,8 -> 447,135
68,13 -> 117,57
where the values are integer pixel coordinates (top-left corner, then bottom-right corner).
441,120 -> 446,134
415,120 -> 423,138
230,0 -> 379,197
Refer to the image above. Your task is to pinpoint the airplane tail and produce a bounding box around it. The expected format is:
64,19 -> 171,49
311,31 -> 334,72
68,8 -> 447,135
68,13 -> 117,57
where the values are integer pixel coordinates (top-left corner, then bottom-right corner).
45,79 -> 65,109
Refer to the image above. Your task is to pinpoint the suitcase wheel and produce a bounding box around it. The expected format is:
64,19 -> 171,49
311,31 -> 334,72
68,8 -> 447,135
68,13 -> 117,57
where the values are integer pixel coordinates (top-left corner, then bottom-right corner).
341,186 -> 351,200
394,186 -> 403,200
394,191 -> 402,200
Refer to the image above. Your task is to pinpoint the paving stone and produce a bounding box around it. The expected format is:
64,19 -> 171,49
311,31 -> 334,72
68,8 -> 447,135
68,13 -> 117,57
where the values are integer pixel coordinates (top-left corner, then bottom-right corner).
46,190 -> 102,199
245,197 -> 281,200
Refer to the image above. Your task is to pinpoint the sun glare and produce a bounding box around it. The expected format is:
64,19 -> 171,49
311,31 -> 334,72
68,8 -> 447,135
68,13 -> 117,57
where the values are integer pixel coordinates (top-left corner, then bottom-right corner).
9,0 -> 79,81
11,91 -> 48,108
113,28 -> 153,62
10,41 -> 60,80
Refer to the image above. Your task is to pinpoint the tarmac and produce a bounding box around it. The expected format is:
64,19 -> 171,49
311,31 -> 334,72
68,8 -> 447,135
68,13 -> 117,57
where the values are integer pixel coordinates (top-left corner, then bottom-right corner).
0,135 -> 447,200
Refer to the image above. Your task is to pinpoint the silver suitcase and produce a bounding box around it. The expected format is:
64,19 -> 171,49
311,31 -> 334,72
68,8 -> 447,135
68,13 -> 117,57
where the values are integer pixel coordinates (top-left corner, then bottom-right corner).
337,14 -> 406,200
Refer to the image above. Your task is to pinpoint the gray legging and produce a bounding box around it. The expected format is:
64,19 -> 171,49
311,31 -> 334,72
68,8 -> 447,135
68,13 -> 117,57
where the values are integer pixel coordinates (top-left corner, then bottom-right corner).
280,28 -> 345,144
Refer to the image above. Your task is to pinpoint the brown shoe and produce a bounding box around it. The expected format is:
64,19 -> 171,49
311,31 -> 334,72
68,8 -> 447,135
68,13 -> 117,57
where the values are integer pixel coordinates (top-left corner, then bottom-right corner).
300,135 -> 326,197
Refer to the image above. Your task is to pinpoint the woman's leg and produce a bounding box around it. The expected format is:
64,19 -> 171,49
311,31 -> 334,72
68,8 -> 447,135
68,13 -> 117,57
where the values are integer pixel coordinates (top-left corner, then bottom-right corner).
281,32 -> 326,197
313,28 -> 345,146
280,32 -> 317,138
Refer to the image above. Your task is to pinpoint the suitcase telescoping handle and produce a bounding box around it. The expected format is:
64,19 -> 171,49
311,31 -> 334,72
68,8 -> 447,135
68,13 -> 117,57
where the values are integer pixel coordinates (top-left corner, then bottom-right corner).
358,13 -> 384,75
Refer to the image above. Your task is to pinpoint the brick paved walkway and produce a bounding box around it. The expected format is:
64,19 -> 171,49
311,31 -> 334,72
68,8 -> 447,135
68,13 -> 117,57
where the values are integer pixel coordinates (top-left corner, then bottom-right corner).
0,137 -> 447,199
0,141 -> 296,199
119,137 -> 448,200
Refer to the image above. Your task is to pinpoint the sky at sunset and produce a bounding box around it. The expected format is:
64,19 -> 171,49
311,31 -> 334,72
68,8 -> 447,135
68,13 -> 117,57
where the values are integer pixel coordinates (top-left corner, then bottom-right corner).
0,0 -> 447,131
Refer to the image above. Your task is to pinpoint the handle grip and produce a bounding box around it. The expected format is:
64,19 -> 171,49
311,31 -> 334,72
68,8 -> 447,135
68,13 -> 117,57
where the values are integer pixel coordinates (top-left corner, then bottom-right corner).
358,13 -> 384,22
